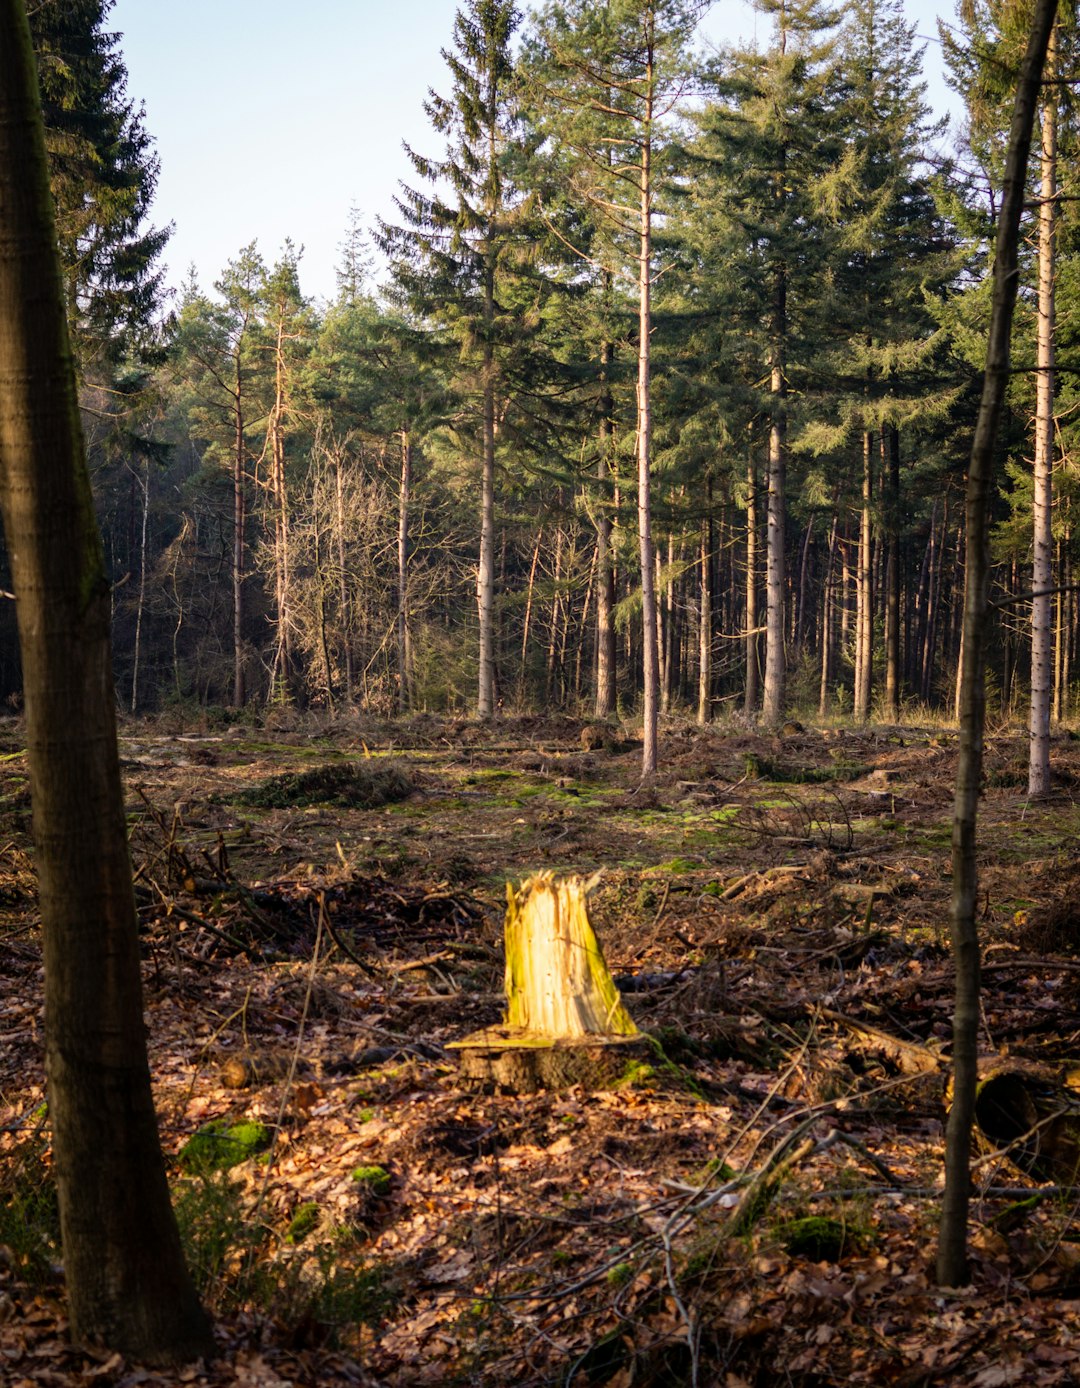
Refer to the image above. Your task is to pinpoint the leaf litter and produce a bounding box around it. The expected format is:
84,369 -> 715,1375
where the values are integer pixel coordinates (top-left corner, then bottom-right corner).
0,714 -> 1079,1384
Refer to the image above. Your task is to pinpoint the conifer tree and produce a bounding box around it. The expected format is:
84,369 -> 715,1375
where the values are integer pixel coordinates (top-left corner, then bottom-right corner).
522,0 -> 706,775
378,0 -> 528,719
28,0 -> 168,366
695,0 -> 841,725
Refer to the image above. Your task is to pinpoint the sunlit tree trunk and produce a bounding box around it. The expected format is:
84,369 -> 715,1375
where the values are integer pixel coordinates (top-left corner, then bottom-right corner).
637,58 -> 660,778
1028,22 -> 1057,797
884,424 -> 902,721
0,0 -> 212,1358
854,430 -> 873,721
938,0 -> 1056,1287
745,453 -> 759,716
595,337 -> 616,718
398,428 -> 412,714
763,279 -> 787,726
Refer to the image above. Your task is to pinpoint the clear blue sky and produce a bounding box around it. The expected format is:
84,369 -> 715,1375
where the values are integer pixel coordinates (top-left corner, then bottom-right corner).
109,0 -> 959,306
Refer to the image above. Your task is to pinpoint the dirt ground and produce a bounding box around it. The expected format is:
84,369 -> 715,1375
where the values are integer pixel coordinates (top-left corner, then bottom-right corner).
3,710 -> 1080,1387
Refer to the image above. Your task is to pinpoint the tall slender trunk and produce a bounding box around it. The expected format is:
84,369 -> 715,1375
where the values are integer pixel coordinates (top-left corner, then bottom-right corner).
938,0 -> 1056,1287
232,378 -> 246,706
334,443 -> 352,700
397,428 -> 412,714
745,452 -> 759,716
819,512 -> 838,718
129,458 -> 149,713
698,489 -> 713,725
637,55 -> 659,778
0,2 -> 212,1357
884,424 -> 902,721
854,430 -> 873,721
1029,23 -> 1057,797
763,286 -> 787,726
595,335 -> 616,718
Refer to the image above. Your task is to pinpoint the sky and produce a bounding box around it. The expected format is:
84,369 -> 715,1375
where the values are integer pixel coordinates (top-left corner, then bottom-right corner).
109,0 -> 961,307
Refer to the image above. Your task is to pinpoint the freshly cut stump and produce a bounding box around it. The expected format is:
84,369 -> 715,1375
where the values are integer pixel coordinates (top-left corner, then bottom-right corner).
450,873 -> 649,1092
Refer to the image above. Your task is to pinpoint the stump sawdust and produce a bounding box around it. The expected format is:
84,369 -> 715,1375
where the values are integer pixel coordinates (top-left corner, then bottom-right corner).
0,714 -> 1080,1384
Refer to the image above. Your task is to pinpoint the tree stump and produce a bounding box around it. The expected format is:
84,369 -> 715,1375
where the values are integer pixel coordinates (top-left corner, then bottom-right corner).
449,874 -> 649,1092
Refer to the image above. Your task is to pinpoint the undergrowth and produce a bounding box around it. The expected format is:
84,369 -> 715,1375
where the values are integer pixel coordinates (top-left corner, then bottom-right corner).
233,761 -> 413,810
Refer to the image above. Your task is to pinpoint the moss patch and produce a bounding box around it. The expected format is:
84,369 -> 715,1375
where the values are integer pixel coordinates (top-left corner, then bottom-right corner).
351,1164 -> 392,1196
179,1119 -> 271,1173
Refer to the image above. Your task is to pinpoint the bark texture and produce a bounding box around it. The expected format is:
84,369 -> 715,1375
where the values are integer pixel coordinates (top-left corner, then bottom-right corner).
0,0 -> 212,1360
937,0 -> 1057,1288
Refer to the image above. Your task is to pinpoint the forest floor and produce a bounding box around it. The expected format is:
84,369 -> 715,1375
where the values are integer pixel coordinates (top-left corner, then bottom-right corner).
2,709 -> 1080,1386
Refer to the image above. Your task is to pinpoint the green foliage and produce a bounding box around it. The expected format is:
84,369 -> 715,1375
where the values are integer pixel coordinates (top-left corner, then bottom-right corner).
178,1119 -> 271,1174
29,0 -> 168,364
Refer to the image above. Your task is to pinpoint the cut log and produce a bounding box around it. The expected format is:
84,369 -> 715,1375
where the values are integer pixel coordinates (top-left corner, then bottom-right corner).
974,1060 -> 1080,1183
450,873 -> 644,1092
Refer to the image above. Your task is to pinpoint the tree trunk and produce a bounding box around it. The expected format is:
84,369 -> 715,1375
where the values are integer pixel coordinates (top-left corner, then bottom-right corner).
745,453 -> 759,716
232,381 -> 246,706
397,428 -> 412,714
938,0 -> 1056,1288
0,2 -> 212,1359
1029,24 -> 1057,798
819,512 -> 838,718
854,430 -> 873,722
763,277 -> 787,726
884,425 -> 901,721
698,502 -> 712,725
595,337 -> 616,719
637,62 -> 659,779
477,321 -> 497,718
129,458 -> 149,713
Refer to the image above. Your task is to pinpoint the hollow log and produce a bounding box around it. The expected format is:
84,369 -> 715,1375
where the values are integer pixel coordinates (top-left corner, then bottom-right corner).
974,1060 -> 1080,1183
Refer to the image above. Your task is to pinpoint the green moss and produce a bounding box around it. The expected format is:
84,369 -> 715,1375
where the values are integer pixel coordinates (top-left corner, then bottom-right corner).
351,1164 -> 391,1196
179,1119 -> 271,1173
605,1260 -> 633,1288
286,1201 -> 321,1245
778,1215 -> 857,1261
356,1107 -> 376,1125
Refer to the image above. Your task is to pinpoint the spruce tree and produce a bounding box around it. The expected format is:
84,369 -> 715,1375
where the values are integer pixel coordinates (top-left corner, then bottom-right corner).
377,0 -> 528,719
521,0 -> 706,775
694,0 -> 842,725
29,0 -> 168,367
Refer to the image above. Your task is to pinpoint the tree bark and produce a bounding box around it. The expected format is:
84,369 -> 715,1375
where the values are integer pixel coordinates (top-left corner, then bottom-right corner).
884,425 -> 902,721
397,428 -> 412,713
637,47 -> 659,779
1028,22 -> 1057,798
854,430 -> 873,721
0,0 -> 212,1359
763,278 -> 787,726
595,337 -> 616,718
938,0 -> 1056,1288
745,453 -> 759,716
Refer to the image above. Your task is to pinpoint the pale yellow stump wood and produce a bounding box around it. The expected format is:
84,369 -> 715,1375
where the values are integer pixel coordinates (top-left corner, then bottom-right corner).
451,873 -> 647,1092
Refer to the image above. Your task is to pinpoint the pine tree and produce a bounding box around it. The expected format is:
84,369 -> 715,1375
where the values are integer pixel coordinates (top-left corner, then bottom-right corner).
29,0 -> 168,367
694,0 -> 842,725
522,0 -> 706,775
377,0 -> 529,719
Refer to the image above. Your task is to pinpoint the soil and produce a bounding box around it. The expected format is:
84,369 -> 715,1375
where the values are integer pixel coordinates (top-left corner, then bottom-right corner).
2,710 -> 1080,1386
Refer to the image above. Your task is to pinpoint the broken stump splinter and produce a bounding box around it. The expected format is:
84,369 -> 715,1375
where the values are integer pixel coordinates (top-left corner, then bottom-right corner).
450,872 -> 649,1092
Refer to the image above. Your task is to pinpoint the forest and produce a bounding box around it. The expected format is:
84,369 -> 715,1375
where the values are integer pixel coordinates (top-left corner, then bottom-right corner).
2,0 -> 1080,1385
12,0 -> 1073,749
